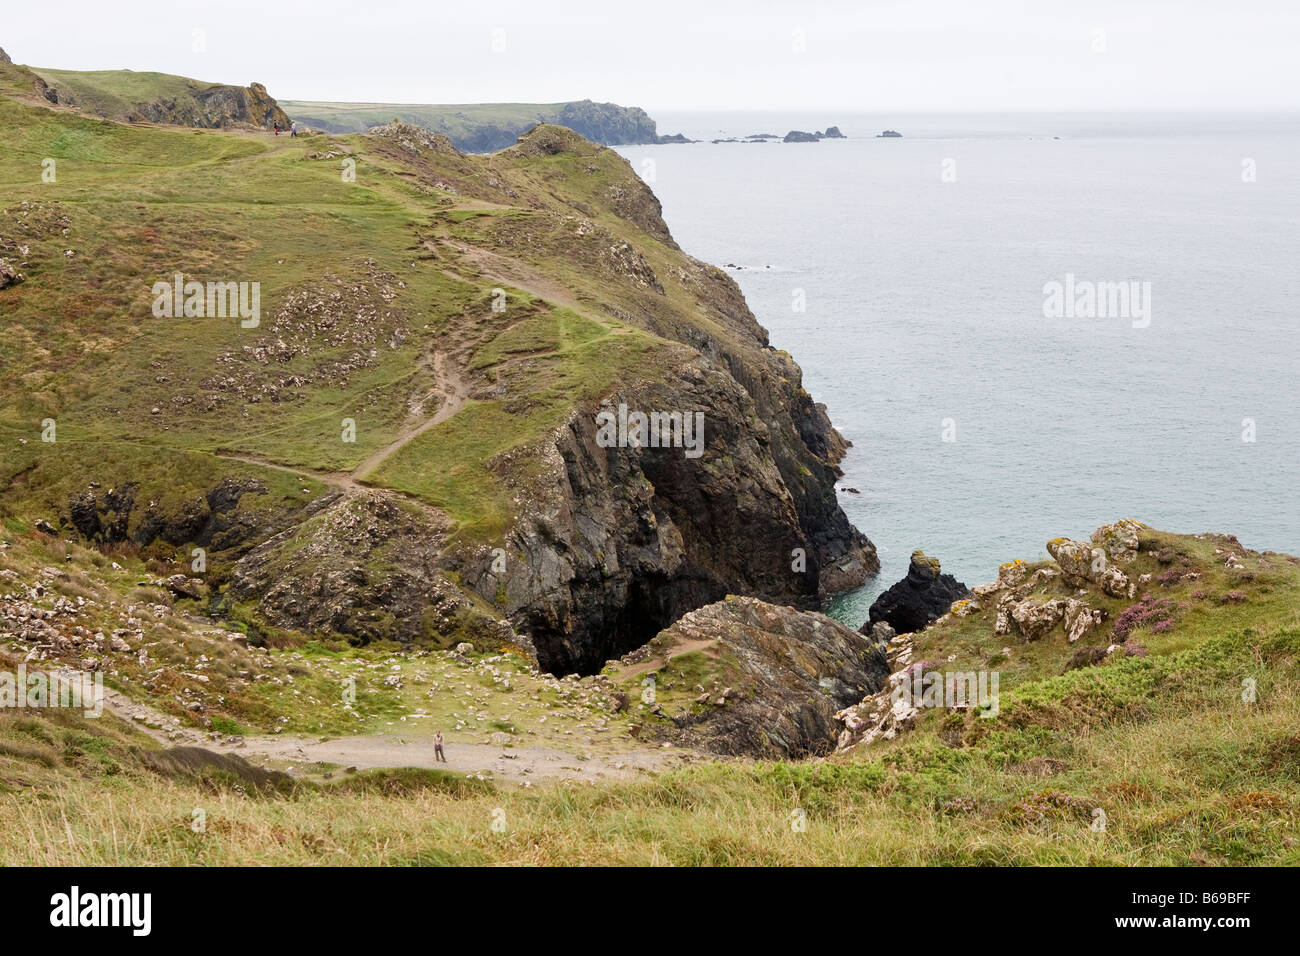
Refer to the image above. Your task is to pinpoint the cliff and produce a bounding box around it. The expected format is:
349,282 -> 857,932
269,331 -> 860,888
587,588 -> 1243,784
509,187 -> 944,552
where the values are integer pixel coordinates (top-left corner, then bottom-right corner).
0,89 -> 875,676
282,98 -> 682,151
8,57 -> 291,129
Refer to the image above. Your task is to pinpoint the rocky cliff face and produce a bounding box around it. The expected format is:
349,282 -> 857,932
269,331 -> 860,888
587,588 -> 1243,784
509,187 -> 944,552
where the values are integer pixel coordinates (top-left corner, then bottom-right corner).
8,105 -> 875,677
114,81 -> 291,129
284,99 -> 680,151
619,596 -> 890,758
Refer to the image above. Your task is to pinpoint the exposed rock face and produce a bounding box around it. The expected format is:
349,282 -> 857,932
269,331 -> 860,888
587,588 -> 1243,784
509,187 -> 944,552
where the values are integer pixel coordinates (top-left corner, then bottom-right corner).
823,126 -> 845,138
464,355 -> 877,674
117,81 -> 291,129
229,491 -> 521,651
30,72 -> 292,130
784,130 -> 820,143
0,48 -> 11,65
635,596 -> 890,758
865,551 -> 968,635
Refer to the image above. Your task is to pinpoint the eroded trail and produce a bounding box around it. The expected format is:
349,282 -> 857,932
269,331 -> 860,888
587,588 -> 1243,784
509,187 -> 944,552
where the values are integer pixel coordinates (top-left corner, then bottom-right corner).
351,351 -> 470,482
103,686 -> 690,785
211,349 -> 468,494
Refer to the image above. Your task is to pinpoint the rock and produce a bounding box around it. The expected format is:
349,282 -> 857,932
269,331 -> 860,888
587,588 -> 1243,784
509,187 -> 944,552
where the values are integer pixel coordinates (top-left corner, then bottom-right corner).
454,642 -> 475,655
1091,520 -> 1142,563
633,596 -> 889,759
877,130 -> 902,138
0,48 -> 11,64
0,258 -> 24,289
33,519 -> 57,535
1009,598 -> 1068,641
867,621 -> 896,644
783,130 -> 820,143
1047,536 -> 1130,596
1063,599 -> 1104,643
164,574 -> 206,600
822,126 -> 846,138
865,551 -> 969,635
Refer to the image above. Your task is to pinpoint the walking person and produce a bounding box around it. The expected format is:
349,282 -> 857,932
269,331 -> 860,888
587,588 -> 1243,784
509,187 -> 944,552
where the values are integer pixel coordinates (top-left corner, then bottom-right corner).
434,731 -> 446,763
290,121 -> 297,137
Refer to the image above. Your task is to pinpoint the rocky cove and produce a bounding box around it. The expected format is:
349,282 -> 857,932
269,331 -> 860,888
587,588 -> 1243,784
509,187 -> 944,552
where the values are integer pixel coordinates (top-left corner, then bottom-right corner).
6,55 -> 1293,770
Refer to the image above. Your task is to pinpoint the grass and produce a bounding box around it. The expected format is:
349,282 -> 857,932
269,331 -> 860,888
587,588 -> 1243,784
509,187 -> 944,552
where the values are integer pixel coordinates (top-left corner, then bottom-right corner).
2,636 -> 1297,864
4,67 -> 1298,866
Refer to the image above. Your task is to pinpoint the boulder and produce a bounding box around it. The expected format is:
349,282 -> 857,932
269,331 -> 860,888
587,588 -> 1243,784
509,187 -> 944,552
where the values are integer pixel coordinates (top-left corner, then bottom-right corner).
1047,536 -> 1131,596
1063,599 -> 1104,643
1091,519 -> 1142,563
865,551 -> 969,635
164,574 -> 206,601
0,258 -> 23,290
631,596 -> 889,758
1008,598 -> 1068,641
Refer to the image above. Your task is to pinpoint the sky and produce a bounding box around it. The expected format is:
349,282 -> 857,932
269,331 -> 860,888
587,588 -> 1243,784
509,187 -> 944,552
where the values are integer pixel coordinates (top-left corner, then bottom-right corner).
4,0 -> 1298,112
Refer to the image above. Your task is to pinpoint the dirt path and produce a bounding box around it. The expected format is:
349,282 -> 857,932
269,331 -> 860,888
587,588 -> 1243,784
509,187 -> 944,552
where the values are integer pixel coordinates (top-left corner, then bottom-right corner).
351,352 -> 469,482
613,637 -> 721,681
102,685 -> 687,784
211,349 -> 467,495
436,239 -> 605,320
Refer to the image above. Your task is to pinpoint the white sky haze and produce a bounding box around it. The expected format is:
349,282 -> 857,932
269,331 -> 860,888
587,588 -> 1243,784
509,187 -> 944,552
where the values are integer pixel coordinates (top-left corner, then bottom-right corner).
4,0 -> 1298,111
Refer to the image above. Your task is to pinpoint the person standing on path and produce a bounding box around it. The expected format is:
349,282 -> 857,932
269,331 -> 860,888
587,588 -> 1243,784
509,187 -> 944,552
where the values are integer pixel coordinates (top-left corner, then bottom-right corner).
434,731 -> 446,763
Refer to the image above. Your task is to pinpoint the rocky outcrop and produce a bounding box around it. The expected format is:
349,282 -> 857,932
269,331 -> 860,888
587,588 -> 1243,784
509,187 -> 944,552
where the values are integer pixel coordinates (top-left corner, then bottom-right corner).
1046,520 -> 1141,598
463,354 -> 877,674
228,491 -> 520,651
865,551 -> 968,635
27,68 -> 291,130
368,120 -> 460,156
0,258 -> 22,289
631,596 -> 890,758
0,48 -> 11,65
116,81 -> 291,130
784,130 -> 820,143
823,126 -> 845,138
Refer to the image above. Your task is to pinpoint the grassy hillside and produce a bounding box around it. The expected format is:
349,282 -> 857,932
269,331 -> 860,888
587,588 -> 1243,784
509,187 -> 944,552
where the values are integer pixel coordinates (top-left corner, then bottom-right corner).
31,68 -> 229,116
2,519 -> 1297,864
0,95 -> 674,552
2,65 -> 1296,866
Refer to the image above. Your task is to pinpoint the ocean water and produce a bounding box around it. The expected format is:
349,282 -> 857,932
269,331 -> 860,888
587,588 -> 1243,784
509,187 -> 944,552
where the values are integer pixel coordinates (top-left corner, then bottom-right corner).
617,112 -> 1300,627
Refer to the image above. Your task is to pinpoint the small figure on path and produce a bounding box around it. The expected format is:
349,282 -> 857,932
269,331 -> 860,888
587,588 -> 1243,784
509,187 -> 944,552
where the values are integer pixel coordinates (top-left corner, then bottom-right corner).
434,731 -> 446,763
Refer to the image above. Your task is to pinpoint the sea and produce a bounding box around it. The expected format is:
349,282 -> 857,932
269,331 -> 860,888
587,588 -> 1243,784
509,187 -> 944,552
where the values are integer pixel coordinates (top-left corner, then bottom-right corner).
616,111 -> 1300,628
